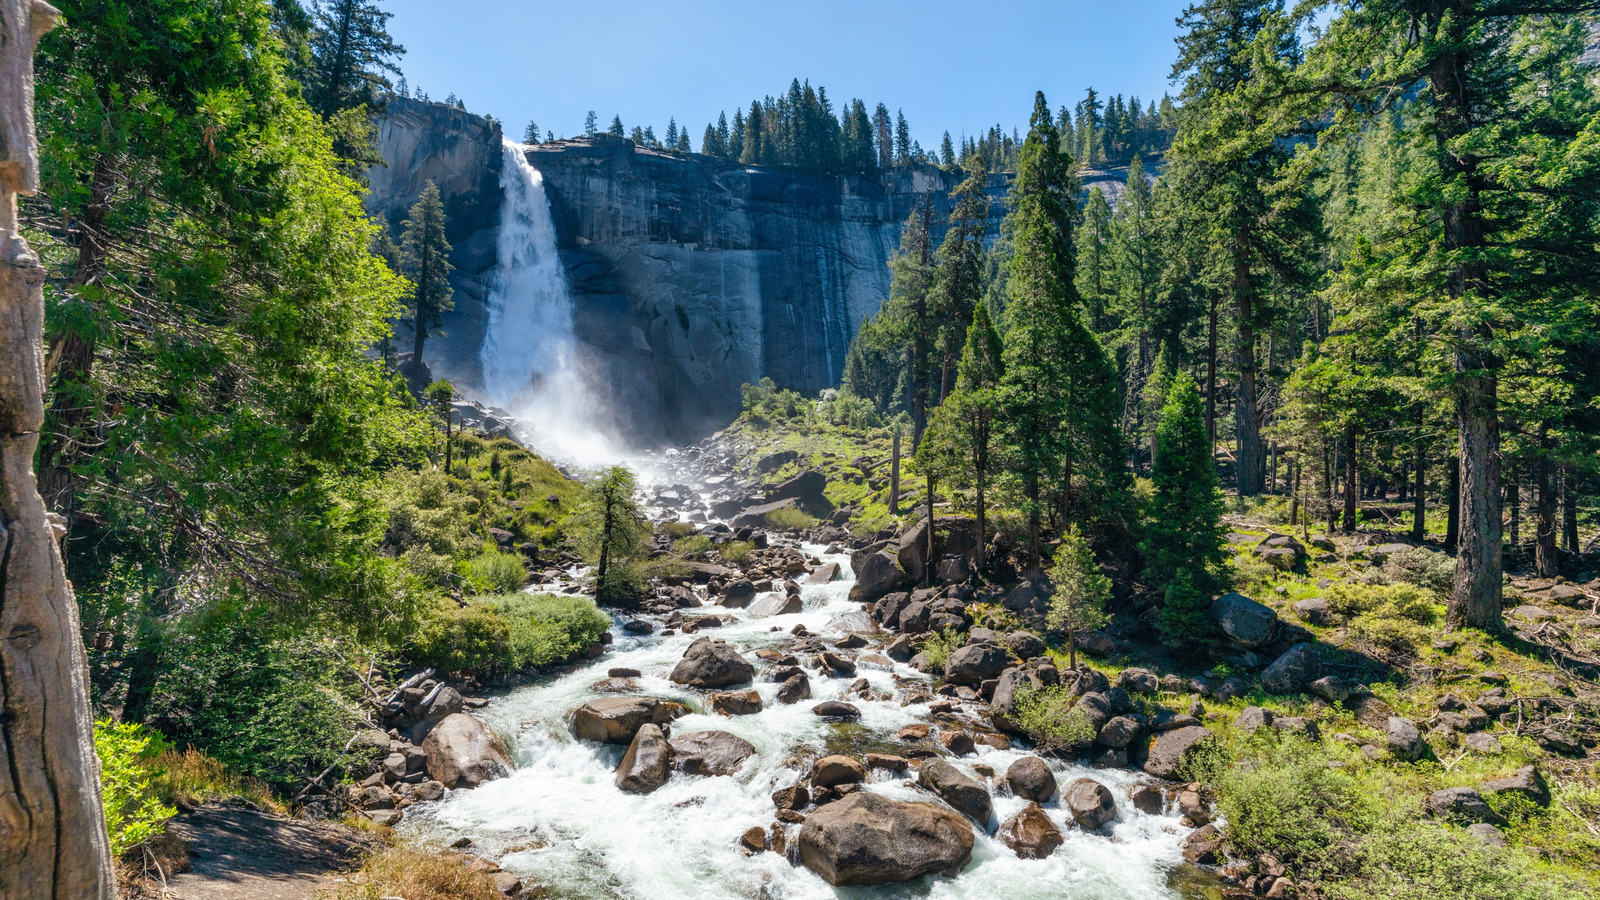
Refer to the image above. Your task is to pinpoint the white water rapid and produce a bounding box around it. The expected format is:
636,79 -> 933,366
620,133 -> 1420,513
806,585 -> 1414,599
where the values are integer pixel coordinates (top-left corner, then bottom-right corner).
398,546 -> 1198,900
481,140 -> 623,465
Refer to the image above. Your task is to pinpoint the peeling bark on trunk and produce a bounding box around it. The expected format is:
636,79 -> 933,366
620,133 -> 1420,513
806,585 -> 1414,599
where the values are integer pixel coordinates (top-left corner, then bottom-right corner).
1342,425 -> 1358,532
0,3 -> 116,896
1450,358 -> 1502,631
1412,440 -> 1426,543
1534,449 -> 1558,578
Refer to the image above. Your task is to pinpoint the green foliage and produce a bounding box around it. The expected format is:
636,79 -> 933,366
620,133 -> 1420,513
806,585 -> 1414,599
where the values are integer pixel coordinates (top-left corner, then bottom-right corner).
1045,525 -> 1111,641
458,549 -> 527,595
1013,685 -> 1098,752
671,534 -> 713,556
141,621 -> 363,794
1328,822 -> 1587,900
720,541 -> 756,564
481,593 -> 611,670
571,466 -> 648,606
95,720 -> 177,856
740,378 -> 809,426
918,628 -> 965,674
413,604 -> 514,675
1378,547 -> 1456,595
400,181 -> 455,358
1326,582 -> 1441,654
1146,373 -> 1226,646
1216,739 -> 1375,874
765,506 -> 819,530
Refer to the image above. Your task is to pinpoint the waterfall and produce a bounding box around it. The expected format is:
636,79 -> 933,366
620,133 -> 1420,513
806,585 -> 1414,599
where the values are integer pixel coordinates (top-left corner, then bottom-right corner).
481,139 -> 620,464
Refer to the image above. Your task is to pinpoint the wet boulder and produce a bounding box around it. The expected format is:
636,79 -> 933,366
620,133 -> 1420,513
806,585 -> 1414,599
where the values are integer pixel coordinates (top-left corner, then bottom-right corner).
1142,726 -> 1215,780
571,697 -> 689,744
998,802 -> 1063,859
615,723 -> 672,793
777,673 -> 812,704
422,714 -> 513,789
1006,756 -> 1058,802
916,759 -> 992,823
990,667 -> 1045,734
797,791 -> 974,886
669,730 -> 756,776
749,592 -> 803,616
1063,778 -> 1117,830
718,578 -> 758,608
1209,593 -> 1281,648
767,470 -> 827,511
944,642 -> 1010,685
810,755 -> 866,788
709,690 -> 763,716
812,701 -> 861,720
669,637 -> 755,688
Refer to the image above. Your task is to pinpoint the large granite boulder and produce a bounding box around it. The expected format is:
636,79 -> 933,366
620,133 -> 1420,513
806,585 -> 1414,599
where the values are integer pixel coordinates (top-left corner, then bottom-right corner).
570,697 -> 688,744
798,791 -> 974,885
767,470 -> 827,512
1481,765 -> 1550,807
1143,726 -> 1215,780
1063,778 -> 1117,830
1424,787 -> 1498,824
896,516 -> 980,583
943,643 -> 1010,685
1209,593 -> 1281,648
850,549 -> 912,603
917,759 -> 992,824
1260,643 -> 1323,695
615,723 -> 672,793
998,802 -> 1063,859
731,498 -> 801,529
1387,717 -> 1428,761
718,578 -> 757,608
669,637 -> 755,688
669,730 -> 756,776
990,667 -> 1044,734
422,714 -> 512,789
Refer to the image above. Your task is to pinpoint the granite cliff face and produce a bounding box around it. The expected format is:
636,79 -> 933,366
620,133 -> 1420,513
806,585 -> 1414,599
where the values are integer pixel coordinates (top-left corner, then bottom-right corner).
368,99 -> 1004,446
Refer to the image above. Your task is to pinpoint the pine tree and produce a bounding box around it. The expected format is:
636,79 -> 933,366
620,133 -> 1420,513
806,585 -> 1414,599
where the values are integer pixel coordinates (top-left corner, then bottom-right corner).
1047,525 -> 1111,670
701,123 -> 721,157
741,102 -> 764,164
642,124 -> 656,147
894,109 -> 911,165
1075,186 -> 1114,331
1146,372 -> 1225,647
306,0 -> 405,118
872,103 -> 893,168
400,182 -> 455,364
573,466 -> 648,606
609,115 -> 625,137
585,110 -> 598,136
933,154 -> 989,400
677,130 -> 691,153
939,131 -> 957,171
665,118 -> 678,148
522,120 -> 540,144
729,108 -> 746,161
917,303 -> 1005,568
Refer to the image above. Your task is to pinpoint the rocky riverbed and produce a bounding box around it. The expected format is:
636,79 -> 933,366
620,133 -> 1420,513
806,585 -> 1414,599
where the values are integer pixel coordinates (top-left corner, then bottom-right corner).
391,540 -> 1205,899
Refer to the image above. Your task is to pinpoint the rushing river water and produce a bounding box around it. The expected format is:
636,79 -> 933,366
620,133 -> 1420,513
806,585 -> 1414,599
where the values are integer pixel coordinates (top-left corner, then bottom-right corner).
399,544 -> 1197,900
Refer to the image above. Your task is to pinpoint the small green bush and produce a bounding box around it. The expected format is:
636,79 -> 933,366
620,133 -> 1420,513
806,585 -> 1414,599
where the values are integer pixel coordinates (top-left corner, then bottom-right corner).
1216,740 -> 1374,874
481,593 -> 611,669
919,628 -> 964,674
1379,547 -> 1456,594
1013,685 -> 1098,752
95,720 -> 177,856
720,540 -> 755,564
765,506 -> 819,530
413,603 -> 513,674
459,549 -> 527,594
659,520 -> 697,540
672,534 -> 713,556
1328,821 -> 1587,900
1326,582 -> 1441,654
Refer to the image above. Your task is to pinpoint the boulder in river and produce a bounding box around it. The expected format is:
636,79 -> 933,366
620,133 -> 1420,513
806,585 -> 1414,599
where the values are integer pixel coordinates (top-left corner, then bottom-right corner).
749,592 -> 803,616
669,730 -> 756,776
1006,756 -> 1058,802
849,549 -> 912,603
810,755 -> 866,788
916,759 -> 992,824
615,723 -> 672,793
571,697 -> 689,744
797,791 -> 974,886
777,673 -> 812,704
998,802 -> 1064,859
709,690 -> 763,716
669,637 -> 755,688
1063,778 -> 1116,830
422,714 -> 513,789
718,579 -> 757,608
812,701 -> 861,720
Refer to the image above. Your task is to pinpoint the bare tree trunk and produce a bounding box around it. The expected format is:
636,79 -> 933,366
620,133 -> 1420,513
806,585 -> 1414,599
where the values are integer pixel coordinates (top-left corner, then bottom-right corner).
1342,425 -> 1357,532
889,431 -> 900,516
0,4 -> 116,896
1412,439 -> 1426,543
1205,293 -> 1217,450
1561,467 -> 1578,554
1506,474 -> 1520,549
1446,455 -> 1460,550
1450,360 -> 1502,631
1534,447 -> 1558,578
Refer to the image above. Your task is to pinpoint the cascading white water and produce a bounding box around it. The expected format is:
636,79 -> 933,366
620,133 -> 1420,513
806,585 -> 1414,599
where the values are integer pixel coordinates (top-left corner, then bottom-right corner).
398,546 -> 1197,900
481,140 -> 622,464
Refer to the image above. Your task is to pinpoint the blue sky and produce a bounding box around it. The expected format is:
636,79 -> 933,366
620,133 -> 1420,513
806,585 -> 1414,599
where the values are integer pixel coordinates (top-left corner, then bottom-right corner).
382,0 -> 1193,149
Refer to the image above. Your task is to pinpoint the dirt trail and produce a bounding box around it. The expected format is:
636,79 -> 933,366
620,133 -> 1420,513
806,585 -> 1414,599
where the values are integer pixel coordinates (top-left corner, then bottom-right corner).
156,802 -> 372,900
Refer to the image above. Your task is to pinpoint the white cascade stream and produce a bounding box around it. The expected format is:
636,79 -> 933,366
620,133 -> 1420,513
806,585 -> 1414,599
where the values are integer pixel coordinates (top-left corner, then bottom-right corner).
398,544 -> 1196,900
481,139 -> 623,465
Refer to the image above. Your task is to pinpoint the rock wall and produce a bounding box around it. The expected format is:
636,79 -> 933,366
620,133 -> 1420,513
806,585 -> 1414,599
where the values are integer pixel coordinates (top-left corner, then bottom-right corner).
368,99 -> 1006,445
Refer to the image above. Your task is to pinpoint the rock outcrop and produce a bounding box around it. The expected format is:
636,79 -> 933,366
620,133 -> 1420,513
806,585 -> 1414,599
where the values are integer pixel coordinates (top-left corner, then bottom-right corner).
421,714 -> 513,788
797,792 -> 975,886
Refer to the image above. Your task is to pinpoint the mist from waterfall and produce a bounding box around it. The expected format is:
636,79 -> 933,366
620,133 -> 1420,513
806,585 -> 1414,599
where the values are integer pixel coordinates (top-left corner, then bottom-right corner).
481,139 -> 622,466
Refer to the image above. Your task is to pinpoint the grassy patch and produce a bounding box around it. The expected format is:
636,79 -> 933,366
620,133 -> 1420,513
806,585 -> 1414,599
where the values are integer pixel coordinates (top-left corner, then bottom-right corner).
323,846 -> 510,900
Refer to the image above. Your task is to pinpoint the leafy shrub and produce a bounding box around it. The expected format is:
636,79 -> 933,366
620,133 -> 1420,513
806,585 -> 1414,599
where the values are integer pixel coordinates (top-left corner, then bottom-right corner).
659,520 -> 697,540
413,603 -> 514,674
1216,740 -> 1374,874
1379,547 -> 1456,594
151,746 -> 279,813
481,593 -> 611,669
145,623 -> 364,794
1013,685 -> 1098,752
1325,583 -> 1441,654
765,506 -> 819,530
818,391 -> 882,429
95,720 -> 177,856
1328,821 -> 1587,900
720,540 -> 755,564
458,549 -> 526,594
918,628 -> 964,674
672,534 -> 713,556
741,377 -> 809,425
